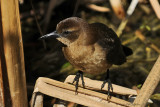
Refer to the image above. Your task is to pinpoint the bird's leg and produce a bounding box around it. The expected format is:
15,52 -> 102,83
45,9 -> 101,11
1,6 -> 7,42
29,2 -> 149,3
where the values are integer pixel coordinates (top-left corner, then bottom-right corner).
101,69 -> 113,96
72,70 -> 85,94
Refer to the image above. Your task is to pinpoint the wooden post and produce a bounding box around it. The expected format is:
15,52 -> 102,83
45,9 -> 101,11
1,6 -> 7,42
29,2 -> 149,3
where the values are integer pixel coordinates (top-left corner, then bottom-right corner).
132,56 -> 160,107
0,0 -> 28,107
0,60 -> 5,107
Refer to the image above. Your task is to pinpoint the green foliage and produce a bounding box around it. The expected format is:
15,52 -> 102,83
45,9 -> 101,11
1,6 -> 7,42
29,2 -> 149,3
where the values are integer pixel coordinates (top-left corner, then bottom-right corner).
137,84 -> 142,89
61,62 -> 71,69
60,62 -> 78,74
151,93 -> 160,100
140,25 -> 151,31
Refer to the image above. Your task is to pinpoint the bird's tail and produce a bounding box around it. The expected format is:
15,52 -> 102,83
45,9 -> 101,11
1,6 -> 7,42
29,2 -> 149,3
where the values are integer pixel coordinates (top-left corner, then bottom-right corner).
122,45 -> 133,56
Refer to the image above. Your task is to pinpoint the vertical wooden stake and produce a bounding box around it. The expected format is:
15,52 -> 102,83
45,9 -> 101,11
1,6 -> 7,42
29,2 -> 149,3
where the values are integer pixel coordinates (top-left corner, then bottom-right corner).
132,56 -> 160,107
0,61 -> 5,107
0,0 -> 28,106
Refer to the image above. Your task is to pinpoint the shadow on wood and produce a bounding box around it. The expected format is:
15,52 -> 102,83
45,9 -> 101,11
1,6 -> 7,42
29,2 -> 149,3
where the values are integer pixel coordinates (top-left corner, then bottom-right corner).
30,76 -> 138,107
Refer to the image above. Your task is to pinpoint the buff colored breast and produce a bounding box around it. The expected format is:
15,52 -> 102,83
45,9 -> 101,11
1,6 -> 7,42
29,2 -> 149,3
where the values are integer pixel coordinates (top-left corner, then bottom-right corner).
62,42 -> 112,74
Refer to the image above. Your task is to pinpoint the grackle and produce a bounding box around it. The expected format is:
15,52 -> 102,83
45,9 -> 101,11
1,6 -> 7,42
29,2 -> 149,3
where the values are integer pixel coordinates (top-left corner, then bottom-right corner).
40,17 -> 132,96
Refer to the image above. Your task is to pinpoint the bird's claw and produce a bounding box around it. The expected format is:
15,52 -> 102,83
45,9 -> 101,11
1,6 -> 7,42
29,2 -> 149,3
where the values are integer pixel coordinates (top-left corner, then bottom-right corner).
72,71 -> 85,94
101,79 -> 113,97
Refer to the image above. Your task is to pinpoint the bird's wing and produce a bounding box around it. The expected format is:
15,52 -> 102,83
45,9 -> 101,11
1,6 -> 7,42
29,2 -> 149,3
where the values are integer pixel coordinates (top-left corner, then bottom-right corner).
90,23 -> 126,65
102,28 -> 126,65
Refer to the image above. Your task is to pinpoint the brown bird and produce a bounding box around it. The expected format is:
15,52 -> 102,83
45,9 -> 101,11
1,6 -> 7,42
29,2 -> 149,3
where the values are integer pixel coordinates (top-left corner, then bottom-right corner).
40,17 -> 132,95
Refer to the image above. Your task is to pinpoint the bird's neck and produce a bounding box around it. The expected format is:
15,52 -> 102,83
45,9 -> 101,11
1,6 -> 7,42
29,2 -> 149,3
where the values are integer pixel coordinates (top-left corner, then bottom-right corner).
77,25 -> 98,46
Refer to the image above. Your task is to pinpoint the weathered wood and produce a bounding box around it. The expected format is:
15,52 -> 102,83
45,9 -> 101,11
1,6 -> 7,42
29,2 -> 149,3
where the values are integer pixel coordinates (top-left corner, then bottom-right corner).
0,0 -> 28,106
65,75 -> 137,96
0,60 -> 5,107
0,3 -> 12,107
30,77 -> 135,107
30,92 -> 43,107
132,55 -> 160,107
0,8 -> 5,107
37,83 -> 115,107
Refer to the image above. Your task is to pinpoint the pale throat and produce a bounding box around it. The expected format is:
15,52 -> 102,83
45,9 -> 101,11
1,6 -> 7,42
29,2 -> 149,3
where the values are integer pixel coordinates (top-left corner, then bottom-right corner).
57,37 -> 71,46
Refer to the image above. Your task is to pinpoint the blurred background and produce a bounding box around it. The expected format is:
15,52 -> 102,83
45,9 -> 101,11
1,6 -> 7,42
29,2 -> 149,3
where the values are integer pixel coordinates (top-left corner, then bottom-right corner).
19,0 -> 160,106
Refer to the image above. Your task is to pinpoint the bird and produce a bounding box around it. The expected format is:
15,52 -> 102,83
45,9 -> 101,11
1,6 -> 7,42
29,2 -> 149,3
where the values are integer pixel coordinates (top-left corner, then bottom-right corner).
40,17 -> 132,96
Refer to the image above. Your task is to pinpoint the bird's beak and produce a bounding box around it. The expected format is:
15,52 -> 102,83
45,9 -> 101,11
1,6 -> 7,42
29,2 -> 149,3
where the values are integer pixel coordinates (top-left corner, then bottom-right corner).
39,31 -> 60,40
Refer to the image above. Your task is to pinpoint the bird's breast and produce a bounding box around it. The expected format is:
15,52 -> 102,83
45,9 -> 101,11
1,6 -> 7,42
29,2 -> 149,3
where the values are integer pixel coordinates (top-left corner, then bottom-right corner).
62,43 -> 112,74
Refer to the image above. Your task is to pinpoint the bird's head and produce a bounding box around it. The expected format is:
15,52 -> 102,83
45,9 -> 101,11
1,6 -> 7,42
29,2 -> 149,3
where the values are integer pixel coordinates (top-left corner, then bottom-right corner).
40,17 -> 87,46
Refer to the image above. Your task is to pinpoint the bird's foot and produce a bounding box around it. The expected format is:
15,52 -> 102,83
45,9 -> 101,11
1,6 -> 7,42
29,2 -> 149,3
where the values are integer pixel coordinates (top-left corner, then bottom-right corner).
72,71 -> 85,94
101,79 -> 113,97
101,69 -> 113,98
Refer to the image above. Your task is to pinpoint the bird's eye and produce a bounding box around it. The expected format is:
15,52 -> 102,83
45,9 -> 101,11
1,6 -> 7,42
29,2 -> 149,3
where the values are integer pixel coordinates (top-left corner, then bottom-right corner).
63,30 -> 71,35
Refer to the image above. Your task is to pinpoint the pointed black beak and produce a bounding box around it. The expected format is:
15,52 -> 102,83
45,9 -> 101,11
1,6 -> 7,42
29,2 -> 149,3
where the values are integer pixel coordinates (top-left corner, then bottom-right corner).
39,31 -> 60,40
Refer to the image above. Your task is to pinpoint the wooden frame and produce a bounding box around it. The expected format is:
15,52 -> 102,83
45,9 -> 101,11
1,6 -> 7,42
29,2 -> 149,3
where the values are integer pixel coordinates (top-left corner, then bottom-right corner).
30,76 -> 137,107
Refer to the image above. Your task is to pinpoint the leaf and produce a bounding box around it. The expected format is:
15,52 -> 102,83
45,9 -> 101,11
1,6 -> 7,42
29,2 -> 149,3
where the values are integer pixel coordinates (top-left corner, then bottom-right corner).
137,84 -> 142,89
151,93 -> 160,100
61,62 -> 71,69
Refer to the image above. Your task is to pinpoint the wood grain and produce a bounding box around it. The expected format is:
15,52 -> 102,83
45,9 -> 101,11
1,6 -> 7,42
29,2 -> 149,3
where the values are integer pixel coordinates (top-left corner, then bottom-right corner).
65,75 -> 137,96
30,77 -> 135,106
0,0 -> 28,106
132,55 -> 160,107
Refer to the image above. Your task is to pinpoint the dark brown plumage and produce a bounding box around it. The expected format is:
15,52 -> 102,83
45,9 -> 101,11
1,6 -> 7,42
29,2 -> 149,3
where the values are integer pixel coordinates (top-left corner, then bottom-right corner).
40,17 -> 132,95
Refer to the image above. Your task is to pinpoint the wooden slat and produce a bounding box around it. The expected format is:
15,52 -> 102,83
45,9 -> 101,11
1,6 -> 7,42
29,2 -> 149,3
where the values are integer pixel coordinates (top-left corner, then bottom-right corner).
0,0 -> 28,106
65,75 -> 137,96
0,60 -> 5,107
30,93 -> 43,107
31,77 -> 134,106
0,6 -> 5,106
31,77 -> 125,107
